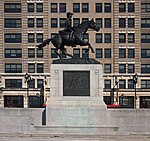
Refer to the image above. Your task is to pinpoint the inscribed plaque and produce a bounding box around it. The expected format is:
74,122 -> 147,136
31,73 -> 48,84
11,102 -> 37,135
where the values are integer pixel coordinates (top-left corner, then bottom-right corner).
63,71 -> 90,96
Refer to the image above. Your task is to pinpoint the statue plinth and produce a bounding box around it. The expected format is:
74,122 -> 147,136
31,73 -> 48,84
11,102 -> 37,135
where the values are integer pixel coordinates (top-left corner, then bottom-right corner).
46,58 -> 108,134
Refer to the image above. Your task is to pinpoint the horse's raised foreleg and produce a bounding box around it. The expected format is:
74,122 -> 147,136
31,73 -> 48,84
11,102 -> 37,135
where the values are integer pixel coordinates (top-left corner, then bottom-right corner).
54,49 -> 62,59
61,48 -> 73,58
79,40 -> 95,53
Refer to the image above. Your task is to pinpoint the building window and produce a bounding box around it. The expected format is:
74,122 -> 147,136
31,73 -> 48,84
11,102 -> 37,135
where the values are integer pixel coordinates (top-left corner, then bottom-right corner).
104,18 -> 111,28
83,33 -> 89,42
5,79 -> 22,88
128,3 -> 135,12
82,49 -> 89,59
51,3 -> 57,13
4,3 -> 21,13
119,49 -> 126,58
4,96 -> 23,108
36,3 -> 43,12
141,3 -> 150,12
73,18 -> 80,27
28,63 -> 35,73
128,79 -> 134,89
5,49 -> 22,58
28,3 -> 34,12
141,80 -> 150,89
36,18 -> 43,28
73,49 -> 80,58
29,96 -> 44,108
28,48 -> 35,58
128,64 -> 135,73
28,33 -> 34,43
103,96 -> 111,105
95,3 -> 102,13
96,49 -> 102,58
119,33 -> 126,43
104,49 -> 111,58
60,18 -> 66,28
51,48 -> 58,58
119,96 -> 134,108
128,18 -> 135,28
82,18 -> 88,22
36,33 -> 43,43
119,18 -> 126,28
82,3 -> 89,13
104,33 -> 111,43
141,49 -> 150,58
140,96 -> 150,108
119,80 -> 126,89
73,3 -> 80,13
37,79 -> 43,88
104,3 -> 111,13
119,3 -> 126,12
141,34 -> 150,43
141,64 -> 150,74
141,18 -> 150,28
104,64 -> 111,73
4,18 -> 21,28
104,79 -> 111,89
37,49 -> 43,58
59,3 -> 66,13
37,63 -> 43,73
128,33 -> 135,43
51,18 -> 57,28
5,33 -> 22,43
60,49 -> 66,58
128,49 -> 135,58
28,18 -> 34,28
5,64 -> 22,73
96,18 -> 102,28
119,64 -> 126,73
29,79 -> 35,88
96,33 -> 102,43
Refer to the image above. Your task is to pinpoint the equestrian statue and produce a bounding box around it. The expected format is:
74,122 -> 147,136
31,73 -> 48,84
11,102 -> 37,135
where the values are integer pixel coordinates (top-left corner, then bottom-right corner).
37,12 -> 100,59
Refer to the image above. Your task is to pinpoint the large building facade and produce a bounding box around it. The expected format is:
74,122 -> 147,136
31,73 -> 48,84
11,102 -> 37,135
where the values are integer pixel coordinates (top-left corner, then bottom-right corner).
0,0 -> 150,108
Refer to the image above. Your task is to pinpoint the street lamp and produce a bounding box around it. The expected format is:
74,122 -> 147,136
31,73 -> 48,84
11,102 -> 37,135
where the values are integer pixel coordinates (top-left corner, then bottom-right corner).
133,74 -> 138,109
111,76 -> 119,104
120,94 -> 124,108
24,73 -> 31,107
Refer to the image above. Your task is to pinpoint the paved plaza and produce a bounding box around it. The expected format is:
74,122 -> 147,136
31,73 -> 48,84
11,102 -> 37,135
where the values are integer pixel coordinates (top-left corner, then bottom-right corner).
0,133 -> 150,141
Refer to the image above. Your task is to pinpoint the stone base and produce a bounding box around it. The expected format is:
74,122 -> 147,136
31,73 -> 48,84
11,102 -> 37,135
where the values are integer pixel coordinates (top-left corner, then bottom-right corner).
47,97 -> 107,127
46,62 -> 108,134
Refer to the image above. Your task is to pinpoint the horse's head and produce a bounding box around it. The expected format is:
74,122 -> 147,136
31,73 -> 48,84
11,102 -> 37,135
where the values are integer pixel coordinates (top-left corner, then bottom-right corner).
89,19 -> 100,32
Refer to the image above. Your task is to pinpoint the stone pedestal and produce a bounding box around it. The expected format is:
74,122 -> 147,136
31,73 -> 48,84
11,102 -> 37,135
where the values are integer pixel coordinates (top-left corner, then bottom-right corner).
46,60 -> 108,134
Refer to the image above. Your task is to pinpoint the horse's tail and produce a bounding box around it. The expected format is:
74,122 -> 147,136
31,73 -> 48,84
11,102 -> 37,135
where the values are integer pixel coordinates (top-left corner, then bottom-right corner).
36,38 -> 52,49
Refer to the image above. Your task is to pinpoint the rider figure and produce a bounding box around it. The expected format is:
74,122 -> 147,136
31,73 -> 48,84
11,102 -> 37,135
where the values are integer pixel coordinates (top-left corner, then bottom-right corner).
59,12 -> 73,35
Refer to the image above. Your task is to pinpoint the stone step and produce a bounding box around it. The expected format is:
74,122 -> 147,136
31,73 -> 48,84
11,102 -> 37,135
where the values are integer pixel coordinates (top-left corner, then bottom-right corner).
33,125 -> 120,135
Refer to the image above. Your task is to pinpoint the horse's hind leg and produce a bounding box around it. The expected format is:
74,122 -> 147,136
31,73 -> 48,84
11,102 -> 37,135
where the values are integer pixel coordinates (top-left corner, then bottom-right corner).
54,49 -> 61,59
61,48 -> 73,58
88,43 -> 95,53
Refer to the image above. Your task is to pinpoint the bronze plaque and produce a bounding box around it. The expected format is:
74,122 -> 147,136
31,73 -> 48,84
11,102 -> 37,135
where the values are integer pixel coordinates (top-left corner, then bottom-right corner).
63,71 -> 90,96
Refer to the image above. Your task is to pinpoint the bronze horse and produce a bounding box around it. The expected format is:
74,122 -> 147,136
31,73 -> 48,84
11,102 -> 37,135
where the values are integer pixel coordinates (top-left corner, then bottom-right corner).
37,19 -> 100,58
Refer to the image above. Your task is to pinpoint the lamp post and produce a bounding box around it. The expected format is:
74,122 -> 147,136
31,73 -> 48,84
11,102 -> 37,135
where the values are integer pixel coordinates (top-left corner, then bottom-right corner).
111,76 -> 119,105
120,94 -> 124,108
24,73 -> 31,107
114,76 -> 119,104
133,74 -> 138,109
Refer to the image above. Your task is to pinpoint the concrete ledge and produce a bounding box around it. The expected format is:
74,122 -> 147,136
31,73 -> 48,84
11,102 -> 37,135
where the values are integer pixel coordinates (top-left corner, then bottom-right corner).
33,125 -> 120,135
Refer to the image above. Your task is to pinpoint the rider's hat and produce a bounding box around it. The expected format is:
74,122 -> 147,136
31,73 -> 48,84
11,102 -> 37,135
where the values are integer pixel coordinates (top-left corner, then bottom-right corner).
67,12 -> 73,17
